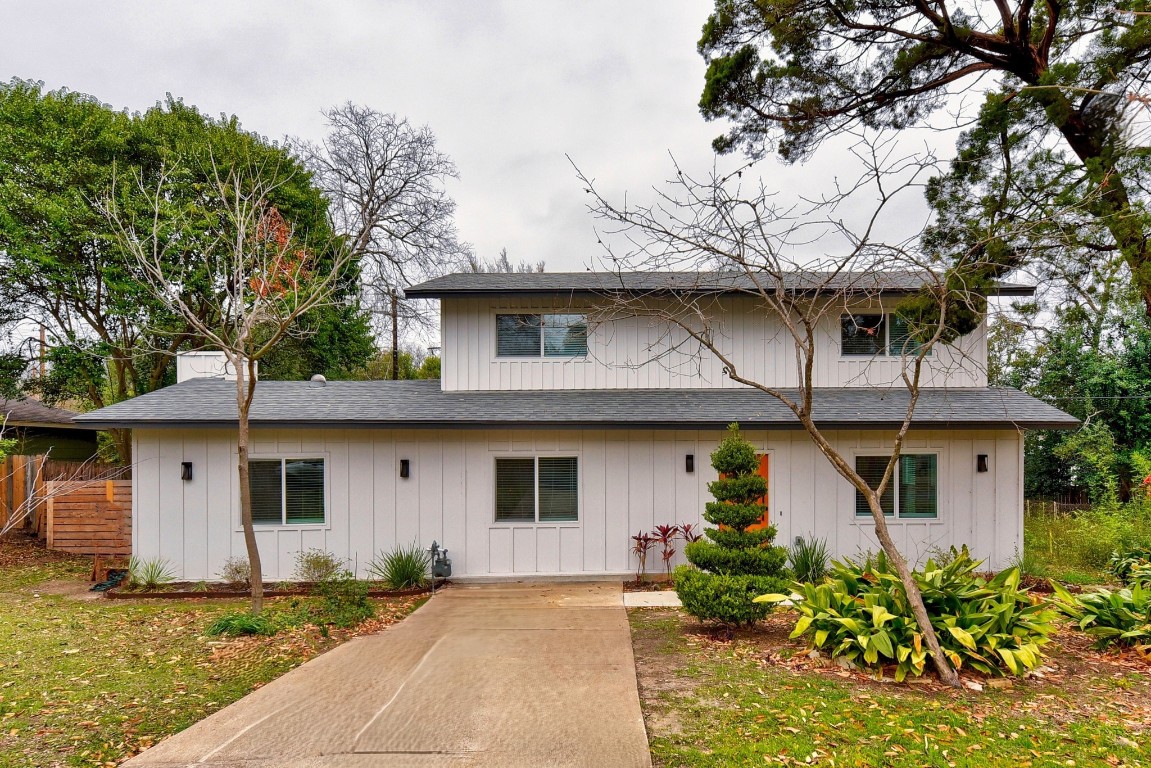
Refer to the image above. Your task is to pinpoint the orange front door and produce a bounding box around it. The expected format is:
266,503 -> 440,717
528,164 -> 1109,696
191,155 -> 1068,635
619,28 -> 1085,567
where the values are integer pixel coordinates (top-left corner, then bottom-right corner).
746,454 -> 771,531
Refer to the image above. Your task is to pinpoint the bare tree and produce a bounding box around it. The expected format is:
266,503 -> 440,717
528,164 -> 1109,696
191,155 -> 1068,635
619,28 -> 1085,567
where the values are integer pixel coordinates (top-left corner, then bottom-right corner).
573,142 -> 1007,687
466,247 -> 545,274
299,103 -> 471,344
103,161 -> 353,614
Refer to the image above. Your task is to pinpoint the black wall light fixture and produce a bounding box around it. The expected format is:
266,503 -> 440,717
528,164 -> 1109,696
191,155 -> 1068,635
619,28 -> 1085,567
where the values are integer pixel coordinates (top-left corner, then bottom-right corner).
976,454 -> 989,473
685,454 -> 694,473
400,459 -> 411,479
181,461 -> 193,481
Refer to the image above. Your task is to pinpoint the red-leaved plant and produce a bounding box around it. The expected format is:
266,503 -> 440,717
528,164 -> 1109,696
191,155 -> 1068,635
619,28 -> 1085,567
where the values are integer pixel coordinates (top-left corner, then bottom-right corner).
631,531 -> 656,583
654,524 -> 681,579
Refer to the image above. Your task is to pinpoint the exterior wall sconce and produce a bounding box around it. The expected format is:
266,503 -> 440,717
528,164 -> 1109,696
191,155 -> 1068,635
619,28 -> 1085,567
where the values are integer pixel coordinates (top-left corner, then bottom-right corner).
976,454 -> 989,473
685,454 -> 694,473
181,462 -> 193,481
400,459 -> 411,479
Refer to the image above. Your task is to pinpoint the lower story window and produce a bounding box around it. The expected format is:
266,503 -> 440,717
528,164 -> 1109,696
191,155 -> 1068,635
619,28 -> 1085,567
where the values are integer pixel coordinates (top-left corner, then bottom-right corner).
495,456 -> 578,523
855,454 -> 937,519
249,458 -> 326,525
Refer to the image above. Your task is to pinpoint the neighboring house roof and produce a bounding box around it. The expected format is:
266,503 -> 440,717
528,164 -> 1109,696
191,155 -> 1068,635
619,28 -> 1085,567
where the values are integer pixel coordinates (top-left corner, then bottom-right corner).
73,379 -> 1078,431
1,398 -> 85,430
405,271 -> 1036,298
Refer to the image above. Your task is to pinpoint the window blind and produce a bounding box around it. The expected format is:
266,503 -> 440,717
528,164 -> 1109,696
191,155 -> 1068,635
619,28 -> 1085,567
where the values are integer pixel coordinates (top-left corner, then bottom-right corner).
250,460 -> 283,524
495,458 -> 536,521
496,314 -> 542,357
855,455 -> 895,516
888,314 -> 931,357
543,314 -> 588,357
285,458 -> 325,524
898,454 -> 938,518
841,315 -> 886,356
538,457 -> 578,521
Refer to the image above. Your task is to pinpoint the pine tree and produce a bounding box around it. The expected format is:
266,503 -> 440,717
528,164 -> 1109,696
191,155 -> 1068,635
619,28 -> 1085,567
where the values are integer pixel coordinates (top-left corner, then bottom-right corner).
675,423 -> 790,625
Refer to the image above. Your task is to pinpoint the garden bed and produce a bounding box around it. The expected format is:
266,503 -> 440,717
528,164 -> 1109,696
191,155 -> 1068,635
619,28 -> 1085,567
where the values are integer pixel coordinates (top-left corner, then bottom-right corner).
104,579 -> 449,599
630,607 -> 1151,767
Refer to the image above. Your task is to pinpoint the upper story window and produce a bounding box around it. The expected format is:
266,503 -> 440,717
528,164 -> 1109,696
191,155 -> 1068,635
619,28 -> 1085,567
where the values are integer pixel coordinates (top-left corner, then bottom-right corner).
249,458 -> 326,525
841,314 -> 932,357
496,313 -> 588,358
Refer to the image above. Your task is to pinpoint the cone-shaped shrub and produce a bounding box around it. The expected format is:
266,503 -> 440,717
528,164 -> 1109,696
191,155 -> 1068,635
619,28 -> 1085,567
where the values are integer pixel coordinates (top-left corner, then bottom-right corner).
675,423 -> 790,625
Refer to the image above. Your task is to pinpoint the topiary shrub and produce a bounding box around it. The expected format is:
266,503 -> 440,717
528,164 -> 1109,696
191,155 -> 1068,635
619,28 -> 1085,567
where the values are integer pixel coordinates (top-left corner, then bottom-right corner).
674,423 -> 791,625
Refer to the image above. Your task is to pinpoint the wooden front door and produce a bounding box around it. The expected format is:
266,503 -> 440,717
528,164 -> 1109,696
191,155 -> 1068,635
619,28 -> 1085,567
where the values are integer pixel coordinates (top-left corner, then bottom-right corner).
746,454 -> 771,531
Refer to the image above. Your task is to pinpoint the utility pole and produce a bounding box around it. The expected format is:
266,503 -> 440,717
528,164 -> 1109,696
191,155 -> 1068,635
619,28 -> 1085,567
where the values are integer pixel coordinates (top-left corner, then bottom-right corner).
390,289 -> 399,381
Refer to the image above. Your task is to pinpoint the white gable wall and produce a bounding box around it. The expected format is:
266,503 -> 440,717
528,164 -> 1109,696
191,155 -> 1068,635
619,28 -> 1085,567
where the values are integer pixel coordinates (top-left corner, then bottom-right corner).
132,426 -> 1021,581
439,296 -> 987,391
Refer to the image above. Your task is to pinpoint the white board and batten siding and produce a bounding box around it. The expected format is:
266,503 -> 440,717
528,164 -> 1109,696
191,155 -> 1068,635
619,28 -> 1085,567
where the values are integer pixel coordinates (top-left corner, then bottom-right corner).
132,426 -> 1022,581
439,296 -> 988,392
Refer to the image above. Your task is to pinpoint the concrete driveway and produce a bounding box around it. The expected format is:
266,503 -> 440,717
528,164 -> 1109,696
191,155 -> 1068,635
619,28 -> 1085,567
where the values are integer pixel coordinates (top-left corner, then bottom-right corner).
127,582 -> 651,768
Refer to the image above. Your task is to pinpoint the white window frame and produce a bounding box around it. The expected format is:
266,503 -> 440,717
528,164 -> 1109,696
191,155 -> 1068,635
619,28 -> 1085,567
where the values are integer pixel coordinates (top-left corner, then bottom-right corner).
493,312 -> 588,360
492,454 -> 580,525
839,313 -> 933,359
242,453 -> 330,530
850,451 -> 941,522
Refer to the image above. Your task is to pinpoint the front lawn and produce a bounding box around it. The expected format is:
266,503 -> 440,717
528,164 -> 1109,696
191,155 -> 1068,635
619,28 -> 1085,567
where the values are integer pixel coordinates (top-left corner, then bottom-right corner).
631,608 -> 1151,767
0,539 -> 422,768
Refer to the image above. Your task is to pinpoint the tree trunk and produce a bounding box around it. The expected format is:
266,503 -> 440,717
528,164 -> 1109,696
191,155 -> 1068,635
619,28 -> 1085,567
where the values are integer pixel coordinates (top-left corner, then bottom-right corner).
867,492 -> 960,687
235,361 -> 264,614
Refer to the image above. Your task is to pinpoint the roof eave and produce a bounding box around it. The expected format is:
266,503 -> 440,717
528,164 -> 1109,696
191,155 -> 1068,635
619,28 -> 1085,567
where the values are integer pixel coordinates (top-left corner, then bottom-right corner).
73,417 -> 1078,431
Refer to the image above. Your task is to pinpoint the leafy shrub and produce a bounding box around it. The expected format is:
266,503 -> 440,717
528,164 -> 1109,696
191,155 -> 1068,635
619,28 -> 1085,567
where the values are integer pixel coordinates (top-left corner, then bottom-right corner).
674,423 -> 790,626
292,548 -> 345,582
217,556 -> 251,589
368,542 -> 430,589
311,571 -> 374,627
789,536 -> 831,583
1051,581 -> 1151,651
1107,547 -> 1151,585
759,548 -> 1058,680
206,612 -> 278,636
676,567 -> 790,626
128,556 -> 176,590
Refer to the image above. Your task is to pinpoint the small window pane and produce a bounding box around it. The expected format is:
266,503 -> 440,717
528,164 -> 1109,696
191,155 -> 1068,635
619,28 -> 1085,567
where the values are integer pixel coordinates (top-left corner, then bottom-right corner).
249,460 -> 283,525
285,458 -> 325,524
841,315 -> 886,356
899,454 -> 938,518
543,314 -> 588,357
497,314 -> 542,357
889,314 -> 931,357
539,457 -> 578,521
495,458 -> 536,521
855,456 -> 895,517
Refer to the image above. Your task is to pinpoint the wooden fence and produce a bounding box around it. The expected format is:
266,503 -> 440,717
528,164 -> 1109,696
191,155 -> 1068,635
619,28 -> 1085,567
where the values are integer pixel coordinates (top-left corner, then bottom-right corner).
0,455 -> 45,534
1023,499 -> 1094,517
45,479 -> 132,557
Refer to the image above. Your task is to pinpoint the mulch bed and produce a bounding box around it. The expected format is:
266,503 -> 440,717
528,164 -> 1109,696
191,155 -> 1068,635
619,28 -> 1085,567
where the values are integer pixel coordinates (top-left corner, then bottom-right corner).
623,578 -> 677,592
104,579 -> 449,600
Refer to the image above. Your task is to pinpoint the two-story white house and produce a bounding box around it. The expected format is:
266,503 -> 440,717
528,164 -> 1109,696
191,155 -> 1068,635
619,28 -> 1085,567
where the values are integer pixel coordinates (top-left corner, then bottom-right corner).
75,271 -> 1078,580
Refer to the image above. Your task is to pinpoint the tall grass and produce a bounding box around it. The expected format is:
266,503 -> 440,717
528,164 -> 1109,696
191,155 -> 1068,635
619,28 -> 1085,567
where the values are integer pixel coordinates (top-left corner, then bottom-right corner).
1025,499 -> 1151,583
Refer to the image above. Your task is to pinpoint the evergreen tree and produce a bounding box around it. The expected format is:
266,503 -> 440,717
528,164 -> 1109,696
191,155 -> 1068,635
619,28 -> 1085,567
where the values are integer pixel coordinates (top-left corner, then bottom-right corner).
675,424 -> 790,626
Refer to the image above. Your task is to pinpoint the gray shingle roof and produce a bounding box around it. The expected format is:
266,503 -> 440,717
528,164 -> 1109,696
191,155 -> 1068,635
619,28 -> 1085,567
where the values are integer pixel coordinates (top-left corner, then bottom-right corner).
1,398 -> 84,428
404,271 -> 1036,298
73,379 -> 1078,430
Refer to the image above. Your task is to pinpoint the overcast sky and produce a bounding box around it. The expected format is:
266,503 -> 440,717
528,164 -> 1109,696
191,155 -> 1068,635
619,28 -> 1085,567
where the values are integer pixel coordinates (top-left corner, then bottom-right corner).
0,1 -> 932,273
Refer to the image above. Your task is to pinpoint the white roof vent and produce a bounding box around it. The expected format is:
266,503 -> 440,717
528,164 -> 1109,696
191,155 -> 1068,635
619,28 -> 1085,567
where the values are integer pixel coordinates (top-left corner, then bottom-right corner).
310,374 -> 327,387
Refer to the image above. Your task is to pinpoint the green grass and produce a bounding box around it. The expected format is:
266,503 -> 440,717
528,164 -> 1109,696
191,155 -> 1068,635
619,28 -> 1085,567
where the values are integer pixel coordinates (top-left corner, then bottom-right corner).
0,540 -> 421,767
1022,504 -> 1151,585
630,609 -> 1150,768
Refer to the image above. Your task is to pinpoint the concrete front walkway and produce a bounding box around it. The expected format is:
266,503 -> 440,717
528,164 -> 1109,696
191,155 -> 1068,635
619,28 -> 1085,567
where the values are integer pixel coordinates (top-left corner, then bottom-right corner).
127,583 -> 651,768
